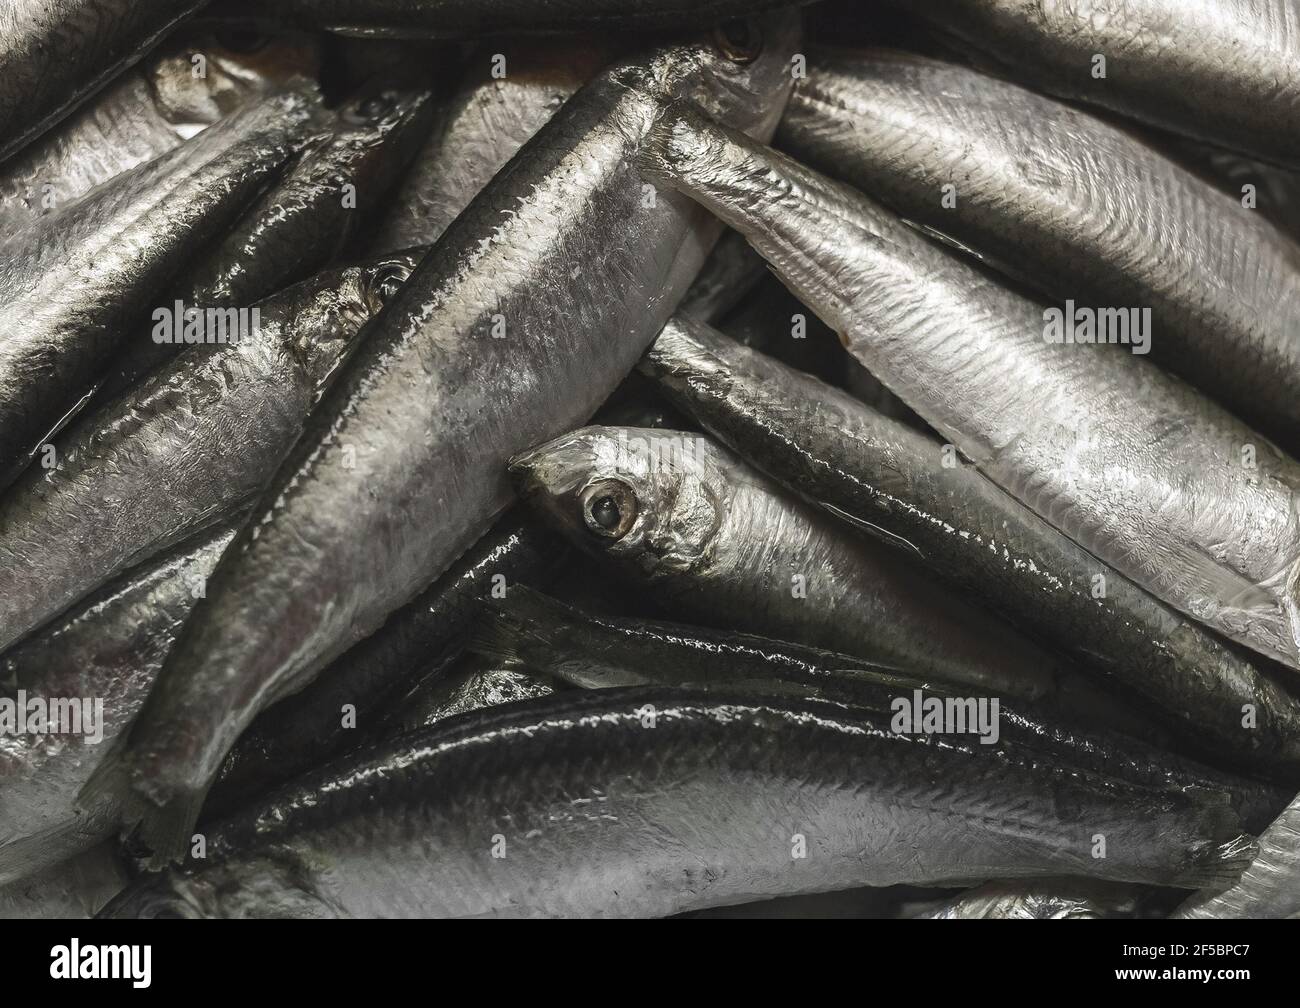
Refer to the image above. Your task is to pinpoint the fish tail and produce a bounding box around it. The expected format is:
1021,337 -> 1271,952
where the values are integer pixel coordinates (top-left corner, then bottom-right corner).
76,736 -> 201,868
1171,834 -> 1258,890
467,619 -> 526,667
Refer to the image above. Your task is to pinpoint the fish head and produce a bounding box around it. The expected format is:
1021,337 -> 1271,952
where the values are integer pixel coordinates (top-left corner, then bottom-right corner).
326,82 -> 439,195
146,29 -> 325,132
266,251 -> 422,392
610,10 -> 802,140
512,426 -> 727,580
97,859 -> 340,919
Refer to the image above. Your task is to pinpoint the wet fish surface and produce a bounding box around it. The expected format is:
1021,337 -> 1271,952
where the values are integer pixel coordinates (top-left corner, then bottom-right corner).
641,107 -> 1300,674
98,687 -> 1253,918
0,89 -> 319,495
0,30 -> 321,236
0,844 -> 129,919
900,0 -> 1300,168
0,0 -> 208,162
639,315 -> 1300,773
513,425 -> 1151,730
0,254 -> 414,654
0,522 -> 238,885
777,49 -> 1300,450
906,878 -> 1146,919
202,510 -> 564,818
93,83 -> 433,402
86,13 -> 802,863
1174,791 -> 1300,918
367,38 -> 614,253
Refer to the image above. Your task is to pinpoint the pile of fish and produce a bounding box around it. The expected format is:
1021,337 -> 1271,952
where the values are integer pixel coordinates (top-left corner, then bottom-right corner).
2,0 -> 1300,920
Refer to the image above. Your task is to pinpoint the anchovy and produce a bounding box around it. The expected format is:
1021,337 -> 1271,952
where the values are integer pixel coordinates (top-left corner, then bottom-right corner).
97,688 -> 1254,918
0,521 -> 238,886
1174,791 -> 1300,918
85,14 -> 802,864
0,89 -> 320,493
368,38 -> 615,254
641,106 -> 1300,673
202,510 -> 564,818
899,0 -> 1300,168
224,0 -> 813,37
777,49 -> 1300,450
0,0 -> 208,162
0,29 -> 321,236
0,254 -> 414,654
470,585 -> 1289,832
92,83 -> 434,403
638,315 -> 1300,773
907,878 -> 1146,919
512,425 -> 1150,730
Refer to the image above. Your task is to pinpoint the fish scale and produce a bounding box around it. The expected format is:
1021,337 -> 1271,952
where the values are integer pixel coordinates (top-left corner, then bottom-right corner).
98,689 -> 1252,918
82,15 -> 803,865
641,107 -> 1300,673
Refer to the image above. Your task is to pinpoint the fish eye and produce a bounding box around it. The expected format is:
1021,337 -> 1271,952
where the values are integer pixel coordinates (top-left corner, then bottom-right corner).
713,19 -> 763,65
371,261 -> 412,302
581,479 -> 639,541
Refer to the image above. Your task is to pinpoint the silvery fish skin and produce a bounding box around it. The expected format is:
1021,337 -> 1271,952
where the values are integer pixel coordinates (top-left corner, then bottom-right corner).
0,89 -> 319,494
900,0 -> 1300,168
675,228 -> 767,323
0,0 -> 207,162
512,426 -> 1142,725
93,84 -> 434,403
0,254 -> 415,655
0,522 -> 237,886
91,13 -> 802,863
908,878 -> 1145,919
1174,792 -> 1300,918
641,107 -> 1300,674
0,30 -> 321,236
1160,136 -> 1300,244
472,586 -> 1292,832
378,656 -> 556,737
368,38 -> 615,254
98,688 -> 1252,918
639,316 -> 1300,773
228,0 -> 812,37
777,50 -> 1300,451
0,844 -> 128,920
202,510 -> 563,818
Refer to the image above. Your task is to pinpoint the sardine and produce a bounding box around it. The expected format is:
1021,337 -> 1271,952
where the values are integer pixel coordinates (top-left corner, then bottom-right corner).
512,426 -> 1148,729
92,83 -> 434,403
777,49 -> 1300,450
906,878 -> 1146,919
368,38 -> 615,254
0,521 -> 238,885
1174,791 -> 1300,918
639,315 -> 1300,773
202,510 -> 564,818
641,107 -> 1300,673
84,13 -> 802,863
0,0 -> 208,162
0,89 -> 320,493
225,0 -> 813,37
899,0 -> 1300,168
0,254 -> 415,654
0,29 -> 321,235
97,687 -> 1254,918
